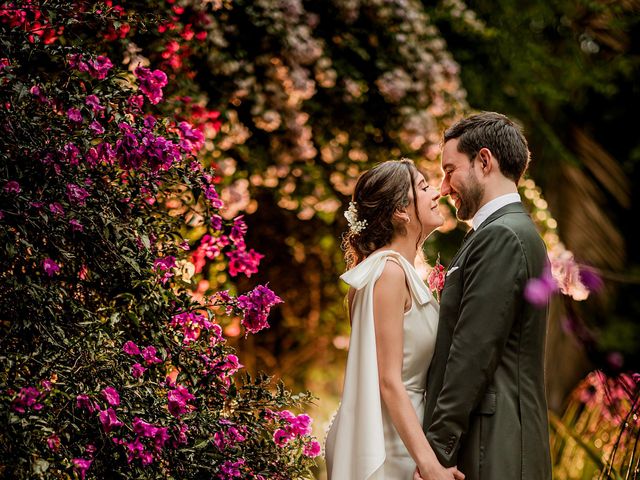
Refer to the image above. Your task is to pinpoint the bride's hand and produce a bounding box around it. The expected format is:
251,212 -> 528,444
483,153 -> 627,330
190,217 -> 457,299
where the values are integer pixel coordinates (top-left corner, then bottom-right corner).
414,465 -> 465,480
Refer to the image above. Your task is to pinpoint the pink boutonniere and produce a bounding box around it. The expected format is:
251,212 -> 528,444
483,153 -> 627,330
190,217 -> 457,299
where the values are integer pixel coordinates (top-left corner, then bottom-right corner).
427,255 -> 446,301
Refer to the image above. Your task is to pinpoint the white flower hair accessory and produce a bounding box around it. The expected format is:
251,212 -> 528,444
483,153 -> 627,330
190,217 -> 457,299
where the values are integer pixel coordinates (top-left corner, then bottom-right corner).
344,201 -> 368,234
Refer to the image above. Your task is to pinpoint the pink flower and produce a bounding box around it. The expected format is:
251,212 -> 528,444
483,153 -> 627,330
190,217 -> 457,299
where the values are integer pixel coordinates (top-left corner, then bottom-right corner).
12,386 -> 42,413
227,248 -> 264,278
132,417 -> 158,437
167,385 -> 195,417
427,261 -> 445,300
170,311 -> 215,344
141,346 -> 162,365
43,258 -> 60,276
524,267 -> 557,307
153,256 -> 176,284
128,94 -> 144,110
85,94 -> 104,111
66,183 -> 90,205
72,458 -> 92,480
237,284 -> 283,334
220,458 -> 245,478
88,55 -> 113,79
101,386 -> 120,406
303,440 -> 321,457
76,394 -> 95,413
99,407 -> 123,433
273,428 -> 291,447
134,67 -> 168,104
69,219 -> 84,232
89,120 -> 105,135
131,363 -> 146,378
126,437 -> 144,464
67,107 -> 83,123
49,202 -> 65,216
123,340 -> 140,355
229,216 -> 247,247
46,433 -> 60,452
3,180 -> 20,194
178,121 -> 205,153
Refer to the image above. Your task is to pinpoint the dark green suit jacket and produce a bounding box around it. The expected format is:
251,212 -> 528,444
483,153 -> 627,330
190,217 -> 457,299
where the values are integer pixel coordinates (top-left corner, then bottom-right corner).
423,202 -> 552,480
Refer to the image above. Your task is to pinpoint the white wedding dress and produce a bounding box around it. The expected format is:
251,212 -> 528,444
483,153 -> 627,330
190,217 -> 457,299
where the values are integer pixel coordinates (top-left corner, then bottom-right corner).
325,250 -> 439,480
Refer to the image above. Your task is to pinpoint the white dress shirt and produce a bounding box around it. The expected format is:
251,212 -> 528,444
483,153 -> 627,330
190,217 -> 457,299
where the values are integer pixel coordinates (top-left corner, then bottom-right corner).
472,192 -> 521,230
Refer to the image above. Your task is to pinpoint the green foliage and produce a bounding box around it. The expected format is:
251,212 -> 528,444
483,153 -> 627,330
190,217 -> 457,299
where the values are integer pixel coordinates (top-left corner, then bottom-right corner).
0,1 -> 319,478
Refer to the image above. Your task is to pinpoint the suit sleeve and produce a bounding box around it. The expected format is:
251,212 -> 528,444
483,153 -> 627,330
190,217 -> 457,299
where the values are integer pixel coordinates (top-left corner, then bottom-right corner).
426,224 -> 527,466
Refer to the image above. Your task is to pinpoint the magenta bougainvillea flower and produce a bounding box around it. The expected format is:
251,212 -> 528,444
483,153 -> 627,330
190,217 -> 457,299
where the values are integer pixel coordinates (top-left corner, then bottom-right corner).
122,340 -> 140,355
85,94 -> 104,111
141,345 -> 162,365
76,394 -> 95,413
524,267 -> 557,307
43,258 -> 60,276
237,285 -> 283,334
66,183 -> 90,205
101,386 -> 120,407
134,67 -> 168,104
72,457 -> 93,480
99,407 -> 123,433
131,363 -> 146,378
67,107 -> 82,123
167,385 -> 195,417
3,180 -> 20,194
46,433 -> 60,452
49,202 -> 64,216
227,248 -> 264,278
69,219 -> 84,232
153,256 -> 176,284
12,386 -> 43,413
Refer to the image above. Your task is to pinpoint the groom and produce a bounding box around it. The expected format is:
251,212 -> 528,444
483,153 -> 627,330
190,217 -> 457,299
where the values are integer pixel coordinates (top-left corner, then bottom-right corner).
419,112 -> 552,480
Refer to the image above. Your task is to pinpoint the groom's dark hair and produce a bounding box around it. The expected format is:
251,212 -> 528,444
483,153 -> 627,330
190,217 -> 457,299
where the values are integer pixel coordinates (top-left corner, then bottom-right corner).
444,112 -> 530,183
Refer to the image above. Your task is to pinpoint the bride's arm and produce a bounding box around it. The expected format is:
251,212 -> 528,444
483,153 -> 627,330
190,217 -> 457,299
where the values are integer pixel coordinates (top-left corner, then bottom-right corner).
374,262 -> 462,480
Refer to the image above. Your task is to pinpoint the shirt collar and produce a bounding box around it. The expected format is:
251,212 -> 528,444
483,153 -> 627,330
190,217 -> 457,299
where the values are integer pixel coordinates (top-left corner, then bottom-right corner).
472,192 -> 522,230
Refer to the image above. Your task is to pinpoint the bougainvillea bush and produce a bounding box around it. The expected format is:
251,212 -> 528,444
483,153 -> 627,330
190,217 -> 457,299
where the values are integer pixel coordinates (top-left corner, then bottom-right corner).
0,2 -> 319,478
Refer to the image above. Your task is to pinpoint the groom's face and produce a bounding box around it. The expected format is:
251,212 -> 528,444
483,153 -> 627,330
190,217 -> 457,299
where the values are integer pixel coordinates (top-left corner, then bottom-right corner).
440,139 -> 485,221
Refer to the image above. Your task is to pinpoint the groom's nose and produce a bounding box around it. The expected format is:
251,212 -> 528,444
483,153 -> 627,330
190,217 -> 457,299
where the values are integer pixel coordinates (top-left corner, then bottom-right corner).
440,177 -> 451,196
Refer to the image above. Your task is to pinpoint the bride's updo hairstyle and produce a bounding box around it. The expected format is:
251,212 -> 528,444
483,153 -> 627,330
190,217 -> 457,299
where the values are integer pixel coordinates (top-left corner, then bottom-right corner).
343,159 -> 423,269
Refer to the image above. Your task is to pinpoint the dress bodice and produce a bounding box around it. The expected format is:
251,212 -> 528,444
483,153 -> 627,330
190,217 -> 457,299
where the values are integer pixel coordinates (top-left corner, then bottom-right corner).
325,250 -> 439,480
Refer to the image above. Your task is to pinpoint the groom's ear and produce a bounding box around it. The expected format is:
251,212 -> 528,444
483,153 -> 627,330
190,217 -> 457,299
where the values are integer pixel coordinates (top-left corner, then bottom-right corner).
478,147 -> 493,174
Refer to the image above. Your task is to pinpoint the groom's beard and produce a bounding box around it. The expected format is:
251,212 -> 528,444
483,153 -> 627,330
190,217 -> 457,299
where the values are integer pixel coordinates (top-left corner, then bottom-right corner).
455,170 -> 484,221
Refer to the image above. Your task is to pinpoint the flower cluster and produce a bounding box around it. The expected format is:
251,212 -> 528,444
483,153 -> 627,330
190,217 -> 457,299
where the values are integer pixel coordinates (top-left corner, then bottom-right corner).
427,257 -> 446,300
135,67 -> 168,105
267,409 -> 321,458
68,54 -> 114,80
525,248 -> 603,307
236,285 -> 283,335
344,201 -> 367,234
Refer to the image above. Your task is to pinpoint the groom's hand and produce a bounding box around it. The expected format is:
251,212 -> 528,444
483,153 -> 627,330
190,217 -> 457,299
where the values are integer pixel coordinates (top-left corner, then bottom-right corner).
414,466 -> 465,480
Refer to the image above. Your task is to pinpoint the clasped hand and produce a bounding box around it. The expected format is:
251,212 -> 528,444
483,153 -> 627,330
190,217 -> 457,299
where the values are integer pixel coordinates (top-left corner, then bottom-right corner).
414,464 -> 465,480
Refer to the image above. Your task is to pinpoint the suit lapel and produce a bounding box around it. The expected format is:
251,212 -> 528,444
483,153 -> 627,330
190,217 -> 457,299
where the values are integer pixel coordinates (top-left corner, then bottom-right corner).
446,202 -> 528,269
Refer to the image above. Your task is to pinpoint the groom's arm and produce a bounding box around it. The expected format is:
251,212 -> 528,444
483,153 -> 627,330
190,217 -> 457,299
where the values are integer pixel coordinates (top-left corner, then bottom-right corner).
426,224 -> 526,466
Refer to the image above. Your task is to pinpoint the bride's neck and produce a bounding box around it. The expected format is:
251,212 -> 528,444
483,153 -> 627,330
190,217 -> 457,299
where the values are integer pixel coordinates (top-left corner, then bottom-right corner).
385,235 -> 420,265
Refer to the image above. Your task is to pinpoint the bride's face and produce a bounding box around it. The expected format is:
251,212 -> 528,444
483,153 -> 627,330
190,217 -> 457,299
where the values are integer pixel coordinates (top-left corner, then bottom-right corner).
410,173 -> 444,234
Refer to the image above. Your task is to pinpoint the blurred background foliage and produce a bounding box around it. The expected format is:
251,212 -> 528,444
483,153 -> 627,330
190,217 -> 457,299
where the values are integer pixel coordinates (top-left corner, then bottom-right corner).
189,0 -> 640,414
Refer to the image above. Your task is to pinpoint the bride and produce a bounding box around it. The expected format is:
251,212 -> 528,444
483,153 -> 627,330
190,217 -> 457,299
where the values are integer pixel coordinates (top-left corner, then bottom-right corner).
324,159 -> 464,480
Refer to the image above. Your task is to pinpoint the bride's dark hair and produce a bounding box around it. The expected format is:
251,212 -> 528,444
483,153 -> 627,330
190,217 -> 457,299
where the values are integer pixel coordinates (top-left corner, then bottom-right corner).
342,159 -> 423,269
